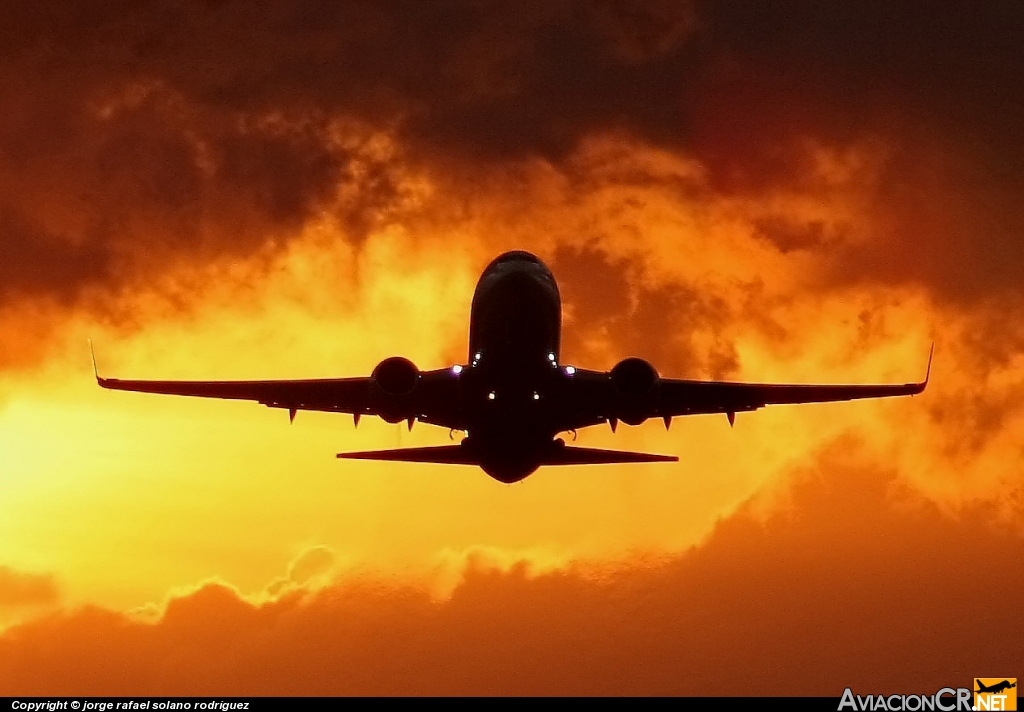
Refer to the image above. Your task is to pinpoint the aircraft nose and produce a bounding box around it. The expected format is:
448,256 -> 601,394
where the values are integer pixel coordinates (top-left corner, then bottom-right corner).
484,250 -> 545,272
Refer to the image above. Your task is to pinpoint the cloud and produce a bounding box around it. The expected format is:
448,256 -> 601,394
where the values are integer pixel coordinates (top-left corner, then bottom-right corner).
0,567 -> 59,608
2,1 -> 1021,314
1,5 -> 1020,694
1,439 -> 1019,695
264,545 -> 336,596
0,0 -> 1020,414
552,244 -> 739,377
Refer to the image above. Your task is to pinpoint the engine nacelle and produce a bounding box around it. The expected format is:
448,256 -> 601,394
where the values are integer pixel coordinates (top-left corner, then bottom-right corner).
372,356 -> 419,396
610,357 -> 659,426
611,357 -> 659,397
371,357 -> 420,422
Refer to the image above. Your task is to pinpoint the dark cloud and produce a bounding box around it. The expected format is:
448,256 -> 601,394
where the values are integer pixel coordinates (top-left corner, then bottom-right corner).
1,0 -> 1023,358
0,210 -> 114,304
754,217 -> 837,255
2,440 -> 1018,695
834,139 -> 1024,300
14,0 -> 1017,168
0,78 -> 348,288
692,2 -> 1024,186
553,245 -> 739,377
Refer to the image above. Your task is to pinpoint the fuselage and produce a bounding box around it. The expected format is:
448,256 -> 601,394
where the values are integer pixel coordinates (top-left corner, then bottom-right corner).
463,250 -> 565,482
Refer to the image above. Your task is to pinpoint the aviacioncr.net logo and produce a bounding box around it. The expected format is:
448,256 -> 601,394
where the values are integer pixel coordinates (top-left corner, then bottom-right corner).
839,687 -> 973,711
974,679 -> 1017,711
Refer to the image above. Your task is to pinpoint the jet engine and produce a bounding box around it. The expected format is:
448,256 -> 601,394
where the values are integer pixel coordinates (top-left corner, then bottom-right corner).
610,357 -> 659,425
371,356 -> 419,422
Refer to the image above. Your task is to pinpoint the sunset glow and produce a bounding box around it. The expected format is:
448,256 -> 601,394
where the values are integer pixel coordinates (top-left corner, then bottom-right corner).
1,1 -> 1022,695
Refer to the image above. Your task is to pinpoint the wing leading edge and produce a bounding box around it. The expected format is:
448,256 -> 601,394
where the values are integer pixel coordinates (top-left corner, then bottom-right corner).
96,372 -> 373,410
564,344 -> 932,430
92,342 -> 463,428
659,343 -> 932,416
93,341 -> 932,464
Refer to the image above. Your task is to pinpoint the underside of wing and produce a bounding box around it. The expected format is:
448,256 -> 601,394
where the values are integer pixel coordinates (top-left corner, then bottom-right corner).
660,344 -> 931,417
657,373 -> 929,417
94,349 -> 465,430
97,373 -> 376,414
561,345 -> 932,429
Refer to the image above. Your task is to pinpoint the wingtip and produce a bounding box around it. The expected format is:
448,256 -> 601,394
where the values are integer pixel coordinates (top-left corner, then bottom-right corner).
925,342 -> 934,386
88,339 -> 110,387
913,342 -> 933,394
89,338 -> 99,382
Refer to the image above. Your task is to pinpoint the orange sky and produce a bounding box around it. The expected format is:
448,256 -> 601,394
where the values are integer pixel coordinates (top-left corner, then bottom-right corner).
1,0 -> 1022,696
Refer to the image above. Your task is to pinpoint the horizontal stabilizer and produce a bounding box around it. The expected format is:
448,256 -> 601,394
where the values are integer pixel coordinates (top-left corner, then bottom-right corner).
337,443 -> 677,467
337,445 -> 480,465
543,445 -> 677,465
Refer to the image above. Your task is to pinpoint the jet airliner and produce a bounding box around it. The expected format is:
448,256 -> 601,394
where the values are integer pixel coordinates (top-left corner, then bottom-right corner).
96,250 -> 931,482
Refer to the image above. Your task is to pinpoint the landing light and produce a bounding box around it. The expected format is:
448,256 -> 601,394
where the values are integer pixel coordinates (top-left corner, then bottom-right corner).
532,392 -> 540,401
451,364 -> 463,374
565,365 -> 576,375
547,352 -> 556,362
487,391 -> 496,400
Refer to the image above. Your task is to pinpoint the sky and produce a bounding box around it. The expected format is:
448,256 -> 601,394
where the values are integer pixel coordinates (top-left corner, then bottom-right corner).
1,0 -> 1022,696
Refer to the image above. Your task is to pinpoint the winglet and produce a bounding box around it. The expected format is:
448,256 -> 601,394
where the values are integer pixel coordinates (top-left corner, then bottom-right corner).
89,339 -> 100,382
925,342 -> 934,386
911,342 -> 933,395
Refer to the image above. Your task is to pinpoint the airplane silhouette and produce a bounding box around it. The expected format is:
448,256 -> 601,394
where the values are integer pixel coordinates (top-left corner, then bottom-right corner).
977,681 -> 1017,695
95,250 -> 931,482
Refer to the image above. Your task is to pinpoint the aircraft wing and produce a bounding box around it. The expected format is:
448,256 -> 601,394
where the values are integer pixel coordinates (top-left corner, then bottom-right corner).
95,358 -> 465,428
654,373 -> 928,417
97,373 -> 369,411
561,346 -> 931,431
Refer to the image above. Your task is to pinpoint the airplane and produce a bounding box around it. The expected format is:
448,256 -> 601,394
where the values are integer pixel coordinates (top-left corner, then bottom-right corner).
95,249 -> 931,483
976,680 -> 1017,695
